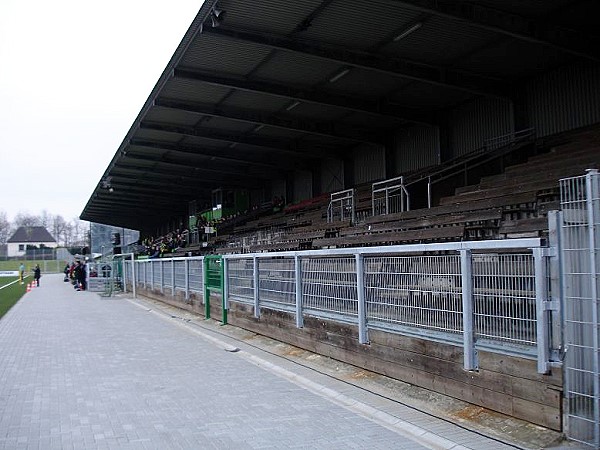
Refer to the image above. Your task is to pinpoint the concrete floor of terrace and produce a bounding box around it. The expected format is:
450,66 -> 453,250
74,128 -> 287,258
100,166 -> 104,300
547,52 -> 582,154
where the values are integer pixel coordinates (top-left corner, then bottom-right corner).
0,274 -> 587,450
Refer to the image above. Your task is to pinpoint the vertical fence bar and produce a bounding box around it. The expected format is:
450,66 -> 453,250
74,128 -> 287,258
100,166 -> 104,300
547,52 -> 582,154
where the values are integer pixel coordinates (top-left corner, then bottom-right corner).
221,257 -> 228,325
160,260 -> 164,294
355,254 -> 368,344
150,260 -> 154,289
585,169 -> 600,447
534,247 -> 550,374
184,259 -> 190,301
223,257 -> 229,309
171,260 -> 175,297
253,257 -> 260,318
460,249 -> 477,371
203,257 -> 211,319
295,255 -> 303,328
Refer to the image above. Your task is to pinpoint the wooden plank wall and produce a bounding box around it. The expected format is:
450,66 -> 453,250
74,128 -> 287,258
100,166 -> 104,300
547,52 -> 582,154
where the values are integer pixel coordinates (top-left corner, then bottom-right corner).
134,286 -> 563,431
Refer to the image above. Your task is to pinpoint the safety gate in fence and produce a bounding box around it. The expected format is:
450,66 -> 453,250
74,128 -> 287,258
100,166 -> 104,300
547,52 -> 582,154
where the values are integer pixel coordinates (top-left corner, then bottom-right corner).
560,169 -> 600,448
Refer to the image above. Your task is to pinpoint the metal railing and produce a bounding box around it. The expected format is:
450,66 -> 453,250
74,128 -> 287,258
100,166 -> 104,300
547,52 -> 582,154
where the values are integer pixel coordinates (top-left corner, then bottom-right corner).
125,237 -> 557,374
372,176 -> 410,216
327,188 -> 355,224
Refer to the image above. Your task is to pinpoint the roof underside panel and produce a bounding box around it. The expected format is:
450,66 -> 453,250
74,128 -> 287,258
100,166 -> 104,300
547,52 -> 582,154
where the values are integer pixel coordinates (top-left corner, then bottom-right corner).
251,51 -> 342,87
380,16 -> 498,65
456,39 -> 571,80
299,0 -> 423,50
80,0 -> 596,233
161,78 -> 231,104
144,106 -> 201,127
221,0 -> 324,35
182,32 -> 273,74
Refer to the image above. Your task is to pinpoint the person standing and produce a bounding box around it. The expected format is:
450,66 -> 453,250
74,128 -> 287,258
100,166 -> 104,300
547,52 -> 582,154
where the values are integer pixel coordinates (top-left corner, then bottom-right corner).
19,262 -> 25,284
33,264 -> 41,287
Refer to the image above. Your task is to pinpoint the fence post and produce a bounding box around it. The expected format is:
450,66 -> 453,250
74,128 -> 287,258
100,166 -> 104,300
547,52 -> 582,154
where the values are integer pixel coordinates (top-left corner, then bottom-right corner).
184,259 -> 189,301
355,254 -> 369,344
253,256 -> 260,318
150,260 -> 154,289
533,247 -> 550,374
203,257 -> 211,319
460,249 -> 478,371
221,257 -> 227,325
585,169 -> 600,443
295,255 -> 303,328
171,259 -> 175,297
160,260 -> 164,294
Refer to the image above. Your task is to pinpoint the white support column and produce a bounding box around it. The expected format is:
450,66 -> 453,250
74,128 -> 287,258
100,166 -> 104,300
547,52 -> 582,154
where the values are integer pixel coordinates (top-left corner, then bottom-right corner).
460,249 -> 478,371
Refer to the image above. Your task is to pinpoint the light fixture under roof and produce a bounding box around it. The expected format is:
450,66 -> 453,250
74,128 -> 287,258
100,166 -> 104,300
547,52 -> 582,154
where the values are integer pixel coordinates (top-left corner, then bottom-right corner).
329,68 -> 350,83
286,101 -> 301,111
393,22 -> 422,42
253,124 -> 265,132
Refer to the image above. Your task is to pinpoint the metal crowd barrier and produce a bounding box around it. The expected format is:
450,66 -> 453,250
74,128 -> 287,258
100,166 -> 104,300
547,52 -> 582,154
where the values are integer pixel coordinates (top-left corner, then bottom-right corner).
124,237 -> 558,375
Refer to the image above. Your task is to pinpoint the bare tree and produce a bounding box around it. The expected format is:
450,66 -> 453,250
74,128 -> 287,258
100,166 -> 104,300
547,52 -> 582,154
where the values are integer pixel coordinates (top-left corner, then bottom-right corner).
0,211 -> 10,244
13,212 -> 42,228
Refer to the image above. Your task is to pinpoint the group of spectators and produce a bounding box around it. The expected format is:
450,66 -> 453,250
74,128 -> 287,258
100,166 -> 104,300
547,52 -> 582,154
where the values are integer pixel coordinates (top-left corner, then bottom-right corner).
140,229 -> 188,258
64,260 -> 87,291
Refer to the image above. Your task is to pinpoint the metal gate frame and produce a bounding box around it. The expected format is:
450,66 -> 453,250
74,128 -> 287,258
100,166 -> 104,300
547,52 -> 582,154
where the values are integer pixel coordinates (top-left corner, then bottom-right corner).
560,169 -> 600,448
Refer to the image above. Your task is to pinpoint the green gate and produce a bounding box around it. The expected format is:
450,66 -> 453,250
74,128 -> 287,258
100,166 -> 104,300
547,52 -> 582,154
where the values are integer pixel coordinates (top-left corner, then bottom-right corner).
203,255 -> 227,324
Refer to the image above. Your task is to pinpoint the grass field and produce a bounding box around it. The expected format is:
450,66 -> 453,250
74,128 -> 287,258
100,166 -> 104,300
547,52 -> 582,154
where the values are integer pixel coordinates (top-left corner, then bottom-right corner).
0,260 -> 67,274
0,276 -> 28,318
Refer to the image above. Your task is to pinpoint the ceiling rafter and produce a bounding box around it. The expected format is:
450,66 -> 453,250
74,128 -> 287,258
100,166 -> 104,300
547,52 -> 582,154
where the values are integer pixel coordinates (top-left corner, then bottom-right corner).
201,26 -> 508,98
387,0 -> 599,61
173,65 -> 439,124
154,97 -> 383,144
111,163 -> 266,189
119,152 -> 276,180
128,138 -> 298,170
139,121 -> 326,158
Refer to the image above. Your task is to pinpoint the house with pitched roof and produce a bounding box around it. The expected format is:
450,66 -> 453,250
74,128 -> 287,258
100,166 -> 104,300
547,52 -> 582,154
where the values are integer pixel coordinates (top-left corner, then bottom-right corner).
6,226 -> 58,257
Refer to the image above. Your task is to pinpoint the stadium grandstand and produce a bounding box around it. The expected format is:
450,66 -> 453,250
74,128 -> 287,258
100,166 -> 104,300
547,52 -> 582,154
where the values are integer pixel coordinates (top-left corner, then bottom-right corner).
81,1 -> 600,446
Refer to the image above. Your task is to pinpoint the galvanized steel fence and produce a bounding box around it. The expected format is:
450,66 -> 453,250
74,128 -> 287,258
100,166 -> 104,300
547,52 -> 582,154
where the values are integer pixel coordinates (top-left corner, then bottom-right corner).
125,238 -> 557,375
560,169 -> 600,448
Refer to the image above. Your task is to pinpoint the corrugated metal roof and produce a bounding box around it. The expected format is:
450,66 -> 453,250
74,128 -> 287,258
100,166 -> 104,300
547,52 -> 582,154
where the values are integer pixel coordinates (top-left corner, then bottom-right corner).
80,0 -> 597,232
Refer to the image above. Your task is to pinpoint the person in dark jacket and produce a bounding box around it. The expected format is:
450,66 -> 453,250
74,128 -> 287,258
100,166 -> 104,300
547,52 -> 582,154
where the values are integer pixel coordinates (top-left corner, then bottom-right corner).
33,264 -> 41,287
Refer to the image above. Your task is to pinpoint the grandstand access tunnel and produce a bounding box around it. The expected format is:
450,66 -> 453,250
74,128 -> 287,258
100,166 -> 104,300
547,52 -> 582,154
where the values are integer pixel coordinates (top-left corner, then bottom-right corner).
80,0 -> 600,234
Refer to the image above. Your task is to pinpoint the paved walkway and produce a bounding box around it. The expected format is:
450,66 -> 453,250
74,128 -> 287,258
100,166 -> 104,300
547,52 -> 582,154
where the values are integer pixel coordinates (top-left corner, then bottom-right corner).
0,274 -> 563,449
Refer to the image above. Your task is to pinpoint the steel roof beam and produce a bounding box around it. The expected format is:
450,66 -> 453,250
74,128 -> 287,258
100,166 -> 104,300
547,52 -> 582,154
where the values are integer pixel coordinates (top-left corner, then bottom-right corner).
154,97 -> 383,144
174,66 -> 438,125
139,121 -> 325,159
110,164 -> 266,189
128,138 -> 299,170
387,0 -> 599,61
202,26 -> 508,98
108,166 -> 228,185
118,153 -> 276,180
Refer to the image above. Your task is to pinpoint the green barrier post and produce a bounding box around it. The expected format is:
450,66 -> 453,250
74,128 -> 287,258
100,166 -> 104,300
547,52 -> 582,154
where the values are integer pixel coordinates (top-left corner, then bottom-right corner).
203,255 -> 227,324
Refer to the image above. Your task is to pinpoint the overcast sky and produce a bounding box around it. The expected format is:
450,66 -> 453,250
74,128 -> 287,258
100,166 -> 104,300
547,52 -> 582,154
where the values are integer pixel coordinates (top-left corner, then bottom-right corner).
0,0 -> 205,223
